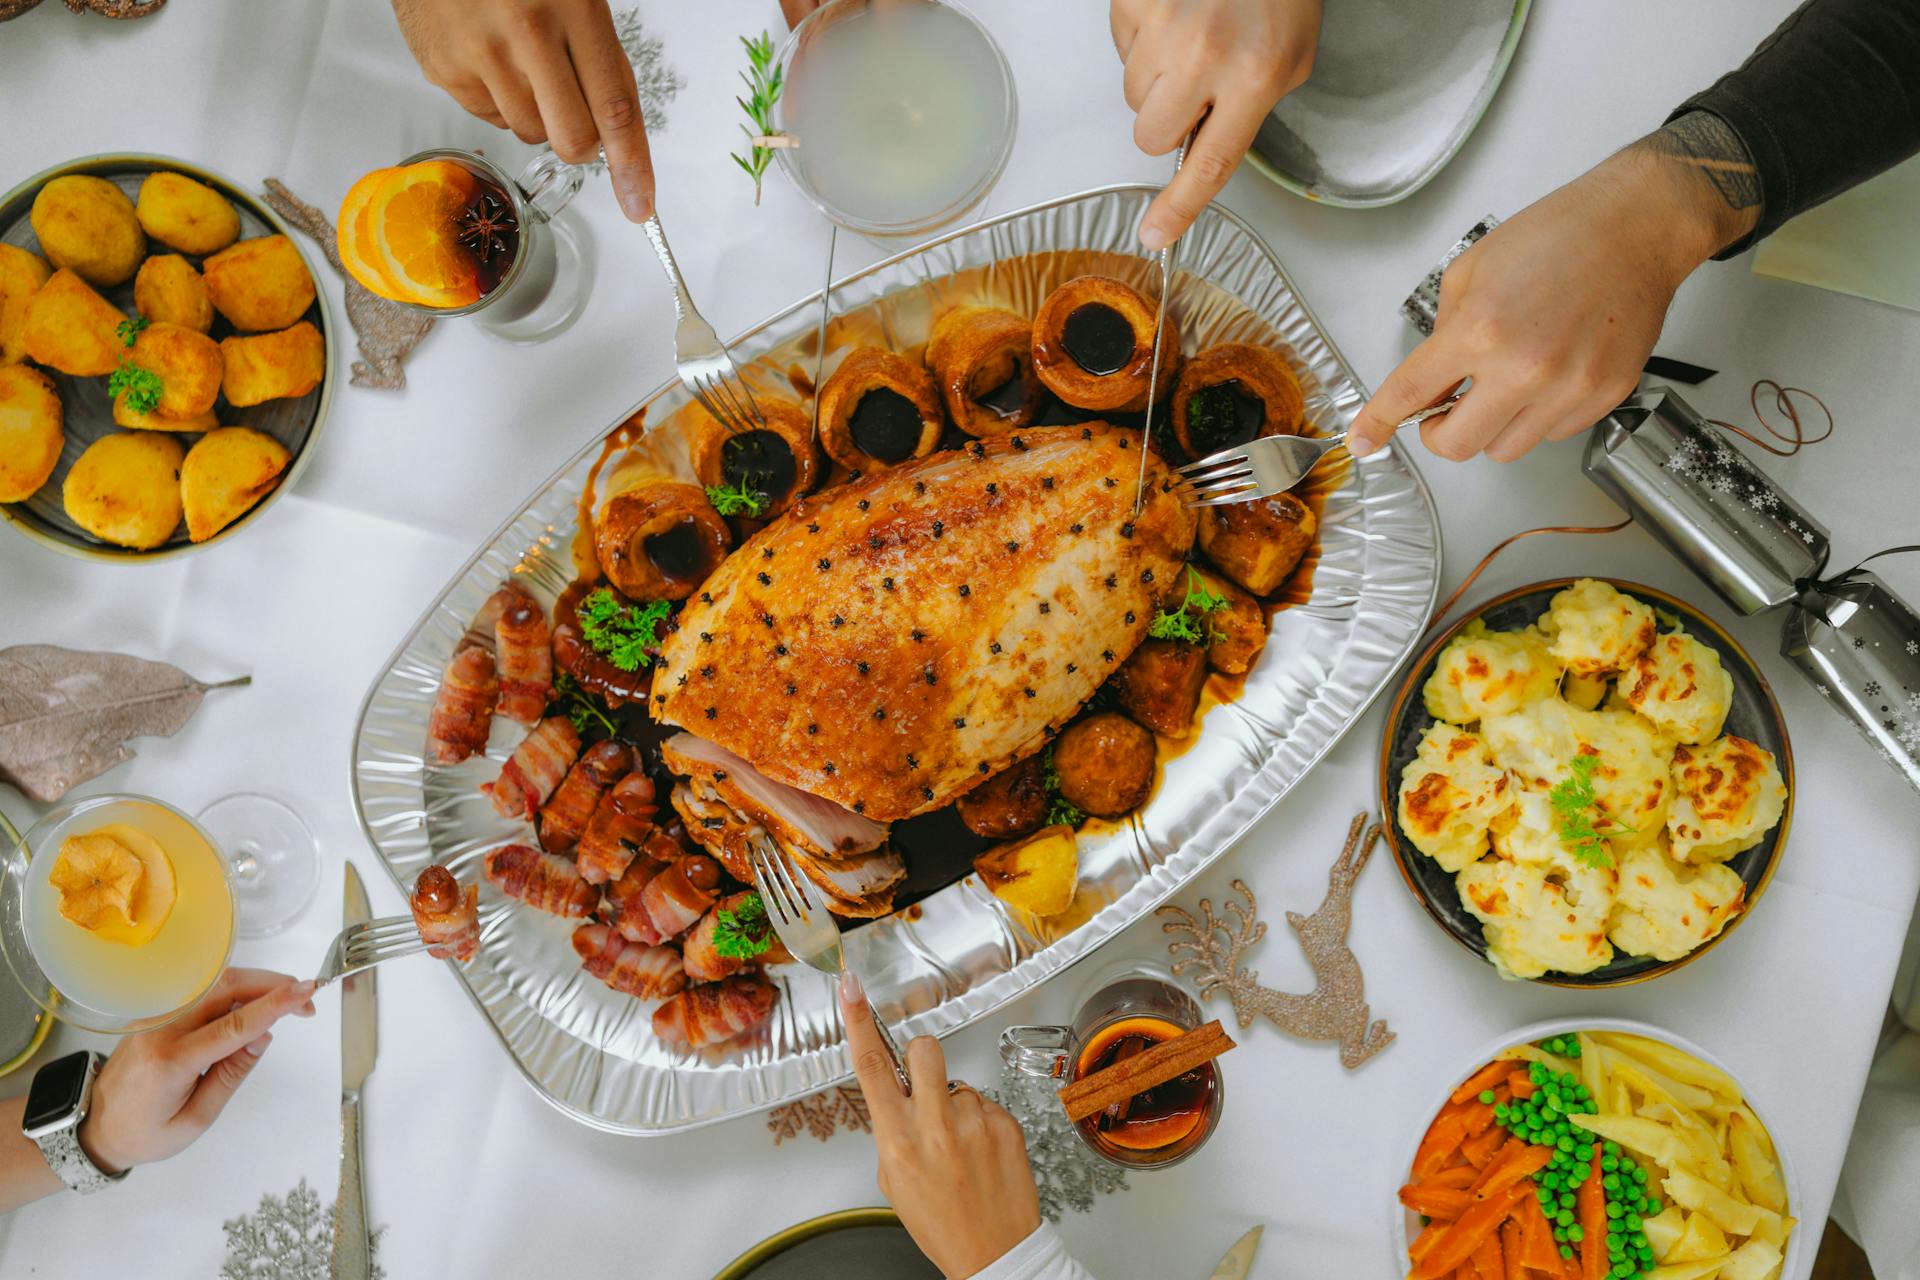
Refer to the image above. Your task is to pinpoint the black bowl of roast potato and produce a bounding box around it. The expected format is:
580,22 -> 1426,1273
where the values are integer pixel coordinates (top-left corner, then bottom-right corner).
0,153 -> 333,562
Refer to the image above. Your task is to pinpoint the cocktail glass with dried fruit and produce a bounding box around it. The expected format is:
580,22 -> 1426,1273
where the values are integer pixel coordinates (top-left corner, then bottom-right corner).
999,958 -> 1225,1170
336,148 -> 593,344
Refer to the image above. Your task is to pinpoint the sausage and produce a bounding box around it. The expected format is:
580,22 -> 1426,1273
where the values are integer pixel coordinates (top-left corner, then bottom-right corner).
1051,712 -> 1155,818
957,755 -> 1048,839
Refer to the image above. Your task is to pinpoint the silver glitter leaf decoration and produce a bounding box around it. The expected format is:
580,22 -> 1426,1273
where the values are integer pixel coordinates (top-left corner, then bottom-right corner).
221,1178 -> 384,1280
986,1071 -> 1128,1221
0,644 -> 248,802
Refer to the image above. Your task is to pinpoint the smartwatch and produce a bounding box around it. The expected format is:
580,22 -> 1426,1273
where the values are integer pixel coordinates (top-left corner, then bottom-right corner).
22,1050 -> 126,1194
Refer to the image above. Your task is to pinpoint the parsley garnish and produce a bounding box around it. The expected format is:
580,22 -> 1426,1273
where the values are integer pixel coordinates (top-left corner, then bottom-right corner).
1550,753 -> 1635,869
706,479 -> 769,518
1147,566 -> 1230,646
115,316 -> 148,348
554,672 -> 617,740
107,362 -> 164,414
1040,746 -> 1085,828
730,32 -> 786,205
712,891 -> 776,960
576,588 -> 672,673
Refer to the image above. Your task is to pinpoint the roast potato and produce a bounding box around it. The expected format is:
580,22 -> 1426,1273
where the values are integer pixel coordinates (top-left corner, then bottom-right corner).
974,825 -> 1078,918
113,389 -> 217,433
1111,638 -> 1208,739
29,175 -> 145,288
135,172 -> 240,257
957,755 -> 1048,840
0,243 -> 52,366
1052,712 -> 1156,817
1196,492 -> 1317,596
1191,565 -> 1268,675
219,318 -> 322,402
21,268 -> 125,376
180,426 -> 291,542
133,254 -> 213,332
220,321 -> 324,406
202,235 -> 316,332
62,432 -> 185,549
0,364 -> 63,502
127,322 -> 222,419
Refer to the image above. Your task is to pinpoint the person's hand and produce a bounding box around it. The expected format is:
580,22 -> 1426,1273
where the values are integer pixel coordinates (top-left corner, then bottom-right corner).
1111,0 -> 1322,249
1348,116 -> 1762,464
840,973 -> 1040,1280
78,968 -> 315,1175
390,0 -> 655,222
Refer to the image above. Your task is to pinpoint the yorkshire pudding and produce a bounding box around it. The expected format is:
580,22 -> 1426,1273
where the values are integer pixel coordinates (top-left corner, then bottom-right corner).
1030,275 -> 1179,414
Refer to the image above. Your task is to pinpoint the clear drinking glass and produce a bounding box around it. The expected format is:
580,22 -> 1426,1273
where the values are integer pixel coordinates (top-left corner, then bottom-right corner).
195,792 -> 318,939
1,794 -> 235,1035
1000,959 -> 1225,1170
389,147 -> 595,343
772,0 -> 1018,237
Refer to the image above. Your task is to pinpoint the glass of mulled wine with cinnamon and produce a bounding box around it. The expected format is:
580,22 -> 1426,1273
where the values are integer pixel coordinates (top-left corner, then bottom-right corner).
1000,960 -> 1225,1170
337,147 -> 594,343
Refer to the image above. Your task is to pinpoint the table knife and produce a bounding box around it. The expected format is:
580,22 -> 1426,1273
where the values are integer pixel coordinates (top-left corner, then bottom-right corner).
1133,121 -> 1202,514
330,863 -> 377,1280
1208,1225 -> 1264,1280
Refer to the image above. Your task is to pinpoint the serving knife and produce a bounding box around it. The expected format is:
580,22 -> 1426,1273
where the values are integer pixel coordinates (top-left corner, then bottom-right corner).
330,863 -> 376,1280
1208,1225 -> 1264,1280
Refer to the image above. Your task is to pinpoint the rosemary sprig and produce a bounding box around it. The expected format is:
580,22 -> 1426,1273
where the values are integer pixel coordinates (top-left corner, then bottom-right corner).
554,672 -> 618,741
731,31 -> 785,205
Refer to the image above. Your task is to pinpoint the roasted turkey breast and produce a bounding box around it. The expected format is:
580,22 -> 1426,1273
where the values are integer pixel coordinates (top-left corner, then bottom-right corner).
653,423 -> 1194,821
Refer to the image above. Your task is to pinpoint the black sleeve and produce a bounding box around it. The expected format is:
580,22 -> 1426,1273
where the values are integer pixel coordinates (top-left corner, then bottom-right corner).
1670,0 -> 1920,256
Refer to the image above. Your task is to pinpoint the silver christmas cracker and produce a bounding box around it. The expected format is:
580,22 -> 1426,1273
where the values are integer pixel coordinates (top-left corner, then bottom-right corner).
1582,387 -> 1830,615
1783,571 -> 1920,794
1400,215 -> 1500,336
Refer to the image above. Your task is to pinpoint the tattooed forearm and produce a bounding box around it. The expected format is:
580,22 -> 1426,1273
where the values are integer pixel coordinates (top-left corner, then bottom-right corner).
1642,110 -> 1764,211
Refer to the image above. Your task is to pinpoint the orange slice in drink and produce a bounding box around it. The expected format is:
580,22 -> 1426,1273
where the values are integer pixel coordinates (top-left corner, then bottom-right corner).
337,166 -> 404,300
366,160 -> 484,309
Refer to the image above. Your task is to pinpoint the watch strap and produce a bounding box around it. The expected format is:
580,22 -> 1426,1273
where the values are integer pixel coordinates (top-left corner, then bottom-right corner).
36,1119 -> 124,1194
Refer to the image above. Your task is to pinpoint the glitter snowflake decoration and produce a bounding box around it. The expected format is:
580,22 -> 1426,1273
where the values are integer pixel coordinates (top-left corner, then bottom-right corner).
222,1179 -> 384,1280
1906,640 -> 1918,656
985,1070 -> 1128,1220
604,9 -> 686,141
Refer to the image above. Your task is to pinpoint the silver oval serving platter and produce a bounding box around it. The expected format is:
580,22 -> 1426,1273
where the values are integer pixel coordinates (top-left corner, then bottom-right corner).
1248,0 -> 1531,207
350,185 -> 1441,1134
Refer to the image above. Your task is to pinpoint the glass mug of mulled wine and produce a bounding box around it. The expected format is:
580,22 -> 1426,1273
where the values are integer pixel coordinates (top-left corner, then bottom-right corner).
337,147 -> 595,344
999,960 -> 1225,1170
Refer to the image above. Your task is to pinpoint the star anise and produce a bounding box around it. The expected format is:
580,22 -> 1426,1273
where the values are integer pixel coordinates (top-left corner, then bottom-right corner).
457,192 -> 517,265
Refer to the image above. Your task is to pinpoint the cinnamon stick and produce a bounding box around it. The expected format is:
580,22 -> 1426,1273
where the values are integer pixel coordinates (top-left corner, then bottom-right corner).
1057,1020 -> 1234,1124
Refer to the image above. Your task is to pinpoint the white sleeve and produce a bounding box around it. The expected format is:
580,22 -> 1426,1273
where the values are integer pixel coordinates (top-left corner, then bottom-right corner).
964,1222 -> 1097,1280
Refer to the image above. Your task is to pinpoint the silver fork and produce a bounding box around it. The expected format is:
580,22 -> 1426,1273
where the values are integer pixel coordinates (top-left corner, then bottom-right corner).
750,841 -> 914,1094
312,906 -> 505,988
642,213 -> 767,435
1175,391 -> 1466,506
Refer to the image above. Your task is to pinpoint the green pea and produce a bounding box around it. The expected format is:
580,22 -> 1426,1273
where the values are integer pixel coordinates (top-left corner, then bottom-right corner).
1603,1141 -> 1620,1157
1561,1245 -> 1575,1261
1568,1225 -> 1585,1243
1553,1227 -> 1568,1243
1479,1090 -> 1496,1105
1602,1155 -> 1619,1172
1645,1199 -> 1662,1216
1632,1168 -> 1648,1184
1605,1202 -> 1623,1219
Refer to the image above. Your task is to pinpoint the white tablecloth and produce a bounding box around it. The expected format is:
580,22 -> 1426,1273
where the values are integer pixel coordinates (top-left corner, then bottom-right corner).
3,2 -> 1918,1277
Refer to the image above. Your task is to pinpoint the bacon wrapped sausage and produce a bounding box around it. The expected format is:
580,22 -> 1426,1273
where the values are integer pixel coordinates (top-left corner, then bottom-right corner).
426,646 -> 498,766
576,772 -> 661,885
651,973 -> 777,1049
493,583 -> 554,725
637,852 -> 724,944
682,890 -> 792,983
483,842 -> 599,918
538,740 -> 634,856
571,923 -> 686,1000
603,855 -> 667,943
410,864 -> 481,963
481,716 -> 581,820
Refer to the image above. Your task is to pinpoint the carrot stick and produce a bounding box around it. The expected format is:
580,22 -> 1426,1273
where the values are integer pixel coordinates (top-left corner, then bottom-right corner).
1414,1111 -> 1470,1178
1471,1233 -> 1503,1280
1409,1220 -> 1448,1263
1507,1071 -> 1537,1099
1518,1195 -> 1562,1272
1451,1060 -> 1514,1105
1400,1184 -> 1471,1219
1460,1123 -> 1508,1168
1427,1165 -> 1479,1190
1462,1101 -> 1499,1138
1498,1219 -> 1525,1280
1578,1146 -> 1605,1280
1409,1181 -> 1532,1280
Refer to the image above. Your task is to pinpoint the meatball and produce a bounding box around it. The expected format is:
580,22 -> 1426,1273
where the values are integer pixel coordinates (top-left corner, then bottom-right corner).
958,756 -> 1048,839
1197,492 -> 1316,596
1111,638 -> 1208,739
1052,712 -> 1155,818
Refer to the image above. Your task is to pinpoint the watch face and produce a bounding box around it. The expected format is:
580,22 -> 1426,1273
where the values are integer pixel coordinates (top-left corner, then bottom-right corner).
23,1051 -> 90,1133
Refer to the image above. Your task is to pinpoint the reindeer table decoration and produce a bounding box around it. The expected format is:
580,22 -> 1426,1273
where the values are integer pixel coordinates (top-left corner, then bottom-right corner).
1158,813 -> 1395,1069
